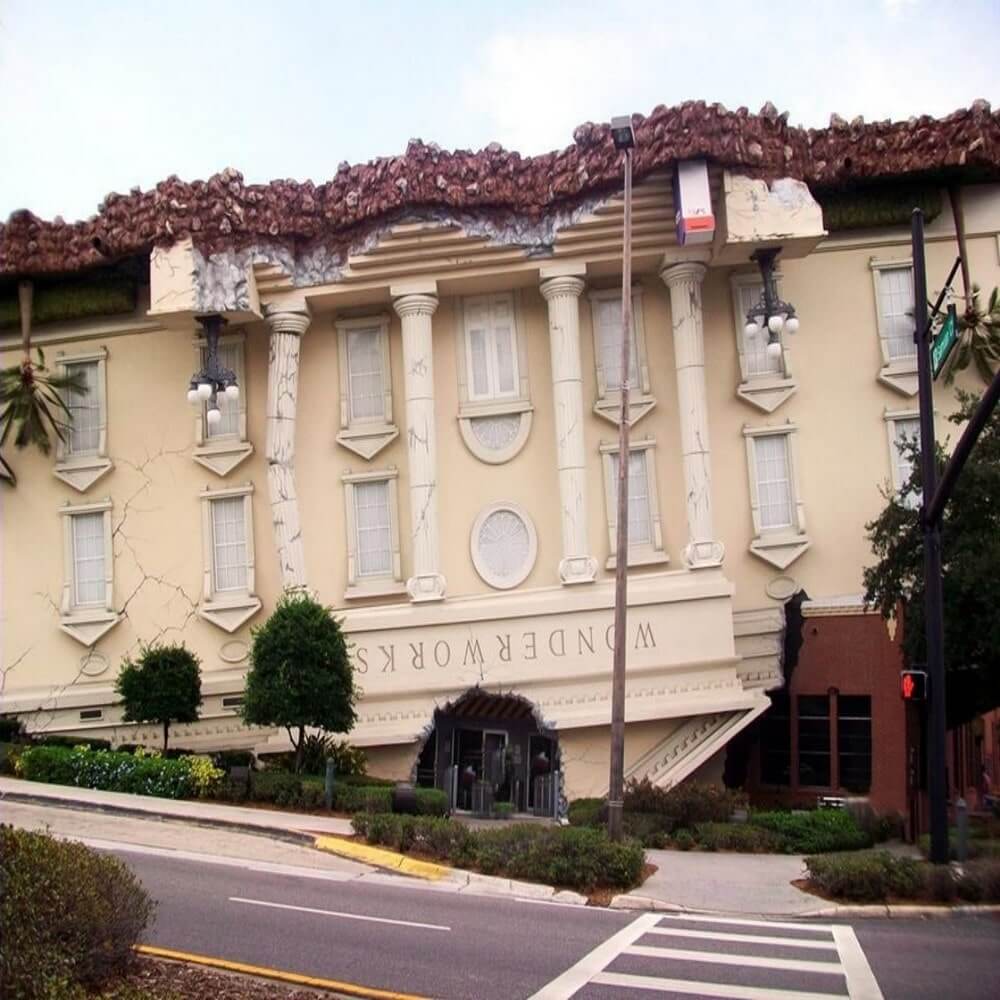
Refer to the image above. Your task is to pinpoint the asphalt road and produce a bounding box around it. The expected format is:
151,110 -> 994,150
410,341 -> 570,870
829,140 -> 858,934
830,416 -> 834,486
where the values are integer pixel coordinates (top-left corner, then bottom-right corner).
6,802 -> 999,999
110,845 -> 1000,1000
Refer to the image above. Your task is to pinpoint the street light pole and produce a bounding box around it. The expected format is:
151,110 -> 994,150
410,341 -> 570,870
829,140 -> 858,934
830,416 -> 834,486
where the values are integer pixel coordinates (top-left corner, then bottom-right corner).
607,117 -> 635,842
911,208 -> 949,865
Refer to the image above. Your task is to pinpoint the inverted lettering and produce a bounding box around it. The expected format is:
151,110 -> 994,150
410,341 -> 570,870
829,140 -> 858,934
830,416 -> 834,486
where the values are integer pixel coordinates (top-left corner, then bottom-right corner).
380,645 -> 395,673
605,624 -> 615,650
464,639 -> 484,666
497,634 -> 511,662
635,622 -> 655,650
356,647 -> 368,674
523,631 -> 537,660
577,626 -> 595,655
410,642 -> 425,670
548,629 -> 566,657
434,640 -> 451,668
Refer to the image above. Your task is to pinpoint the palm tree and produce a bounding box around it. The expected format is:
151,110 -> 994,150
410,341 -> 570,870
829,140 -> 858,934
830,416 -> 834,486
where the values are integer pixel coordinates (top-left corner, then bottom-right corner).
0,281 -> 87,485
941,188 -> 1000,384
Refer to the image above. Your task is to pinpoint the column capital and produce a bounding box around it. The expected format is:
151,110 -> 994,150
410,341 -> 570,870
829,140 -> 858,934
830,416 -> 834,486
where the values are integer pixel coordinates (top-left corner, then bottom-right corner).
264,303 -> 311,337
540,275 -> 586,302
660,260 -> 708,289
393,293 -> 439,319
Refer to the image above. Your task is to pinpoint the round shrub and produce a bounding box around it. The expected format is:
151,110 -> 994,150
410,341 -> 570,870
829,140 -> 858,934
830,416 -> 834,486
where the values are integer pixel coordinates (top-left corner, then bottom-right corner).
805,850 -> 923,901
0,826 -> 153,999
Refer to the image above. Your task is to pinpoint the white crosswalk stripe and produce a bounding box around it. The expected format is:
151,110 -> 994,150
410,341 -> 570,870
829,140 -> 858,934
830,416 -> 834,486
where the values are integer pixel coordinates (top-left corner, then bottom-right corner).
531,912 -> 884,1000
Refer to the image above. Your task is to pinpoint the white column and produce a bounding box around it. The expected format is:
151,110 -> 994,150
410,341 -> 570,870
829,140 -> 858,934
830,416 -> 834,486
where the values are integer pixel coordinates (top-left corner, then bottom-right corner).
660,262 -> 725,569
264,303 -> 310,590
541,276 -> 598,585
393,293 -> 446,602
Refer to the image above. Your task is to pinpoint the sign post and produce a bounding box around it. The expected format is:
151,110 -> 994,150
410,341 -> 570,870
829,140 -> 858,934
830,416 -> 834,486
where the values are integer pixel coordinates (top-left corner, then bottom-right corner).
931,304 -> 959,380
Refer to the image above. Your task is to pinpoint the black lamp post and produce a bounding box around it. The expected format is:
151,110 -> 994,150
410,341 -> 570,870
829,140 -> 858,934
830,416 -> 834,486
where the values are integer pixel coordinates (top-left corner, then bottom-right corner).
607,114 -> 635,843
186,314 -> 239,426
743,248 -> 800,360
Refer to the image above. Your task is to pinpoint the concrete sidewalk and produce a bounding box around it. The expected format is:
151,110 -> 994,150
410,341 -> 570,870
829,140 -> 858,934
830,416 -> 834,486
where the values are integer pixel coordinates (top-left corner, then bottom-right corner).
615,848 -> 817,915
0,775 -> 354,839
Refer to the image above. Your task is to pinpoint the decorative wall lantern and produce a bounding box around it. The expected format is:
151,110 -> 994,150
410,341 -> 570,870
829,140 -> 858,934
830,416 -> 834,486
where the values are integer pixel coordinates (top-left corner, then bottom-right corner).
186,314 -> 238,425
744,248 -> 800,360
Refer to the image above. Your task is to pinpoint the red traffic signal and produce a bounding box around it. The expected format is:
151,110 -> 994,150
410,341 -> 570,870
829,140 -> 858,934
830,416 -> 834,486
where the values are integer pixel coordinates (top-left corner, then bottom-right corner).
901,669 -> 928,701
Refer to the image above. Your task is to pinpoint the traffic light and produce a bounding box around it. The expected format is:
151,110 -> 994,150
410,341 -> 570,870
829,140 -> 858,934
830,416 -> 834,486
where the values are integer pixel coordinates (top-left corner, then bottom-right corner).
901,669 -> 928,701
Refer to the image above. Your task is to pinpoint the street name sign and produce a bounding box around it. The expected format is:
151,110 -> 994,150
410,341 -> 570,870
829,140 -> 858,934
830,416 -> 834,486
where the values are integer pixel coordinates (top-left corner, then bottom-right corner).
931,304 -> 959,379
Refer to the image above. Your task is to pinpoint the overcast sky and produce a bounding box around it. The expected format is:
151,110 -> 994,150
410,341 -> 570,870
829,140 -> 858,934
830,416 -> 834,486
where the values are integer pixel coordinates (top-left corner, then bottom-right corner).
1,0 -> 998,222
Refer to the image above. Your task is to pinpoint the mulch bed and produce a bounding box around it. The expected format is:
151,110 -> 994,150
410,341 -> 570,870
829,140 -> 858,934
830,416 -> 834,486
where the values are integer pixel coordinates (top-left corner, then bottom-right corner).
98,957 -> 341,998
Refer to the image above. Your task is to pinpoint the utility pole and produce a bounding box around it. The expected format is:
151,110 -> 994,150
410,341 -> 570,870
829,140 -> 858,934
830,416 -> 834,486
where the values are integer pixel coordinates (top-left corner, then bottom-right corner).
912,208 -> 949,864
607,116 -> 635,842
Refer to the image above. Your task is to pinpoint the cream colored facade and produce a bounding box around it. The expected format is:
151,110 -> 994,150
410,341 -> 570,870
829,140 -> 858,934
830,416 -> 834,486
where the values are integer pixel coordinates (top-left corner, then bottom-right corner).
2,169 -> 997,802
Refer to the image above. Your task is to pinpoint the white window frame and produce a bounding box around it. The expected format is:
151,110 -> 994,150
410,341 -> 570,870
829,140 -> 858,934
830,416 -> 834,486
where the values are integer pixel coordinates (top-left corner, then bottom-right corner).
729,272 -> 797,414
58,497 -> 120,646
589,286 -> 655,427
884,408 -> 922,506
191,330 -> 253,476
198,483 -> 261,633
742,424 -> 810,569
870,257 -> 919,397
335,314 -> 397,460
54,348 -> 113,492
342,468 -> 405,599
456,292 -> 533,463
599,437 -> 668,569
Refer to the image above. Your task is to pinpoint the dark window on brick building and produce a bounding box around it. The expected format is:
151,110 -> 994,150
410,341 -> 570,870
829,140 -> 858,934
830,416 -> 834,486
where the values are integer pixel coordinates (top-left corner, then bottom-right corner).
759,690 -> 791,785
838,695 -> 872,793
798,695 -> 831,787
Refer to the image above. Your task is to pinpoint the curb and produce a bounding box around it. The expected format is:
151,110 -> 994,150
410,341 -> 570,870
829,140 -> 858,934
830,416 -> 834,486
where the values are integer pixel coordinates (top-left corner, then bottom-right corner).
136,944 -> 428,999
0,788 -> 317,848
314,835 -> 450,881
609,893 -> 1000,919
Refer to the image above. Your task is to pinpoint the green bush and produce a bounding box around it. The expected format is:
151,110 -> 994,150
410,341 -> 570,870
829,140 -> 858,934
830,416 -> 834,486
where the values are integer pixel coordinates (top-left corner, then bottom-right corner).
0,742 -> 20,775
624,779 -> 744,827
672,829 -> 695,851
414,787 -> 449,816
350,816 -> 643,892
693,822 -> 784,853
335,784 -> 393,814
249,770 -> 302,807
494,802 -> 515,819
956,859 -> 1000,902
213,749 -> 255,771
567,797 -> 604,827
0,825 -> 153,1000
749,809 -> 872,854
805,850 -> 924,902
623,812 -> 673,848
297,733 -> 367,777
338,772 -> 396,788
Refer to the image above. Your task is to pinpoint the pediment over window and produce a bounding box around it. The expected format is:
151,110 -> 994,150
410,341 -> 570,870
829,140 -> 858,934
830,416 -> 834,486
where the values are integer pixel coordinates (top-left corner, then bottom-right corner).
198,596 -> 262,633
877,364 -> 919,397
736,379 -> 797,414
59,612 -> 121,648
53,456 -> 113,493
594,395 -> 656,428
750,535 -> 811,570
336,425 -> 399,461
192,442 -> 254,477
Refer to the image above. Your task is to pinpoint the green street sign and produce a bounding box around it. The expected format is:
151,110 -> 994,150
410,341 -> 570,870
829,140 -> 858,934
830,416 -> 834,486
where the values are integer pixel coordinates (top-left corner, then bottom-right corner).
932,304 -> 959,379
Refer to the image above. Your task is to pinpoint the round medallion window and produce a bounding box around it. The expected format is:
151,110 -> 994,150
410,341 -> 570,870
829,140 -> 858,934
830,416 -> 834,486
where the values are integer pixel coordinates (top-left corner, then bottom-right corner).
471,414 -> 521,452
458,409 -> 533,464
470,502 -> 537,590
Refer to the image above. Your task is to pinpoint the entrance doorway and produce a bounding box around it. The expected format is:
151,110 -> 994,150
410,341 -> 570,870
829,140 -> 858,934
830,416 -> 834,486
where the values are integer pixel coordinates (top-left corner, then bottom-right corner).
415,688 -> 559,815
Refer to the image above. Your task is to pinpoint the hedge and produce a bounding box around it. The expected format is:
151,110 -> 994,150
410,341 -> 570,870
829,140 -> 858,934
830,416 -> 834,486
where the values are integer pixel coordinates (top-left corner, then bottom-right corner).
805,851 -> 1000,903
749,809 -> 872,854
352,815 -> 644,892
0,825 -> 153,999
15,745 -> 222,799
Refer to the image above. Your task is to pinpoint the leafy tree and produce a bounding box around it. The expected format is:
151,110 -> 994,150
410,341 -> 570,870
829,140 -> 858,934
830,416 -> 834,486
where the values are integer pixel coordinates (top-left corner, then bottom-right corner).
242,591 -> 357,772
115,644 -> 202,750
863,392 -> 1000,725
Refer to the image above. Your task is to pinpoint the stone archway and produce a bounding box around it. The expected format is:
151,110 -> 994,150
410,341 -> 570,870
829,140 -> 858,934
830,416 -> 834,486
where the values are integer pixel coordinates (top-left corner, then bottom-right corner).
412,686 -> 561,815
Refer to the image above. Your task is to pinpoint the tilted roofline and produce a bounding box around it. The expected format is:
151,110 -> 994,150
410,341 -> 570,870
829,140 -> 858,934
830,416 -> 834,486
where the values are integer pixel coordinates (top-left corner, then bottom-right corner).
2,99 -> 998,278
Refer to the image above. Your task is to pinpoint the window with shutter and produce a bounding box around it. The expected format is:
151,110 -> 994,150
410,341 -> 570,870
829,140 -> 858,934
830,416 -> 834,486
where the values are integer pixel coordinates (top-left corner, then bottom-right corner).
599,438 -> 667,568
342,469 -> 404,598
743,425 -> 809,569
211,497 -> 249,592
753,435 -> 794,530
878,266 -> 916,362
335,315 -> 397,460
463,294 -> 520,402
66,361 -> 101,455
72,512 -> 105,606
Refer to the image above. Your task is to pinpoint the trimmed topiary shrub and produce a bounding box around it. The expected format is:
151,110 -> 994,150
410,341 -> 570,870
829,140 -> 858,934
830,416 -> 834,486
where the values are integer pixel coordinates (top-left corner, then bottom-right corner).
249,770 -> 302,807
335,784 -> 393,814
0,825 -> 153,999
414,787 -> 449,816
693,822 -> 784,853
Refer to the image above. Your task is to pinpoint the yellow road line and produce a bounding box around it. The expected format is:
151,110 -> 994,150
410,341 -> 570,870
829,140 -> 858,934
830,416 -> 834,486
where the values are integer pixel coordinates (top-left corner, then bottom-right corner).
313,835 -> 451,881
136,944 -> 429,999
